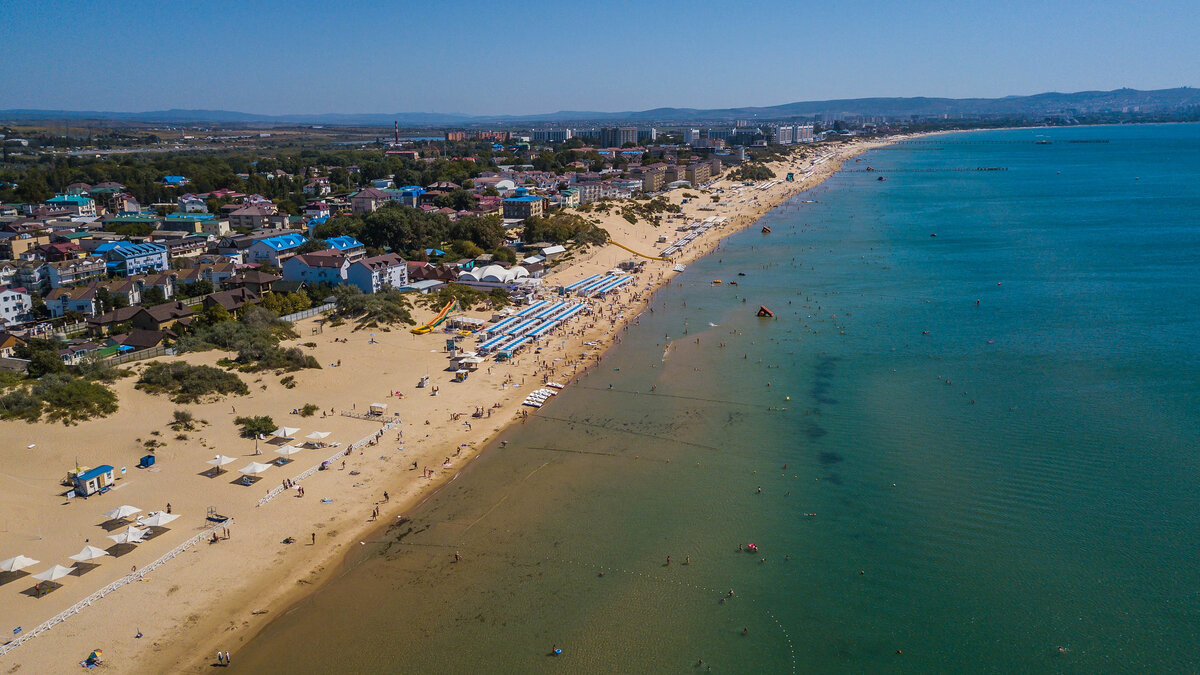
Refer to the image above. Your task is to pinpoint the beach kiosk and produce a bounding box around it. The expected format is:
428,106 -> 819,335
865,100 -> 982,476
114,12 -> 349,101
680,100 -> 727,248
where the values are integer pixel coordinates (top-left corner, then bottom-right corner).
72,465 -> 115,498
368,402 -> 388,417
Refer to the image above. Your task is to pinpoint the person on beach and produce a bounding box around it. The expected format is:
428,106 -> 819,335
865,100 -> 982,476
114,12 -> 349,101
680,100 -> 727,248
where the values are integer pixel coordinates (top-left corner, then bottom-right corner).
311,532 -> 316,545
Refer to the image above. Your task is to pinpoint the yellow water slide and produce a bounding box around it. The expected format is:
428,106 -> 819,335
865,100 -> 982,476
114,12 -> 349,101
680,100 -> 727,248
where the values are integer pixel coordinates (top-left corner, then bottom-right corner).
410,297 -> 459,334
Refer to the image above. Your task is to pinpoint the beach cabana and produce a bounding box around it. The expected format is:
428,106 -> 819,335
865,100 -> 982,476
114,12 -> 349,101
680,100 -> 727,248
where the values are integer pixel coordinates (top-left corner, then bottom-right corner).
32,564 -> 76,596
272,426 -> 300,439
103,505 -> 141,521
71,465 -> 115,498
140,512 -> 179,528
368,403 -> 387,416
0,554 -> 39,572
108,526 -> 147,545
68,546 -> 111,563
239,462 -> 273,475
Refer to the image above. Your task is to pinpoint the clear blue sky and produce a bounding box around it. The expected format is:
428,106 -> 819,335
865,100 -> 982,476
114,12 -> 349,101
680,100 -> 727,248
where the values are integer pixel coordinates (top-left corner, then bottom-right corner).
2,0 -> 1196,115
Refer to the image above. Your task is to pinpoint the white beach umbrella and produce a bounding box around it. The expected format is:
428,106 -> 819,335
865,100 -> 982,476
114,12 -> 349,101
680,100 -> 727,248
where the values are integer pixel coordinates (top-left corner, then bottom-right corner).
0,555 -> 39,572
103,505 -> 141,520
140,512 -> 180,528
108,526 -> 147,545
32,564 -> 76,582
206,454 -> 237,467
305,431 -> 330,440
68,545 -> 111,562
275,446 -> 303,457
239,462 -> 274,476
272,426 -> 300,439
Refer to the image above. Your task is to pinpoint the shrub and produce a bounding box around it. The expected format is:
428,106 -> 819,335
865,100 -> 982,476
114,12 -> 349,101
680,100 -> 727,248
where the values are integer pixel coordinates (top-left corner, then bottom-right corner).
299,403 -> 319,417
234,415 -> 276,439
280,375 -> 296,389
136,362 -> 249,403
171,409 -> 196,431
32,374 -> 118,425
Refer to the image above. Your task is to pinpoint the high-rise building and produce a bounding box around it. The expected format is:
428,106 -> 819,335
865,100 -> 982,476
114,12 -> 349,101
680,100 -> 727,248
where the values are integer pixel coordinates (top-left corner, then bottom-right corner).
599,127 -> 639,147
637,127 -> 657,143
531,128 -> 574,142
683,129 -> 701,145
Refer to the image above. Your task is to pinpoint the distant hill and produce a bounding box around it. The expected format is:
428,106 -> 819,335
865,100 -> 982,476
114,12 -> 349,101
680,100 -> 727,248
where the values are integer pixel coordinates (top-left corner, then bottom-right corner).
2,88 -> 1197,127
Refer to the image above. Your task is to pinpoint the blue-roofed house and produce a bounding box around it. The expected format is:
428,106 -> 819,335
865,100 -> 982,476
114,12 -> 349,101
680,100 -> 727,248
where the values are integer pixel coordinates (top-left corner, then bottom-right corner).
161,175 -> 189,186
247,233 -> 308,266
324,235 -> 365,260
45,194 -> 97,217
386,185 -> 425,207
93,241 -> 170,277
502,195 -> 545,221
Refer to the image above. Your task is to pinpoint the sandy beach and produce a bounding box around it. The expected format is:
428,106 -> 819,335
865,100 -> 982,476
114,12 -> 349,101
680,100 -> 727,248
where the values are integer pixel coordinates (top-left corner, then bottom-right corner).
0,136 -> 905,673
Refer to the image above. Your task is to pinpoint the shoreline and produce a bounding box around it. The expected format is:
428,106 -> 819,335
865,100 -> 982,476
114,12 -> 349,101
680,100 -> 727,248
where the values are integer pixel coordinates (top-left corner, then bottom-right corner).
176,135 -> 908,669
0,135 -> 910,674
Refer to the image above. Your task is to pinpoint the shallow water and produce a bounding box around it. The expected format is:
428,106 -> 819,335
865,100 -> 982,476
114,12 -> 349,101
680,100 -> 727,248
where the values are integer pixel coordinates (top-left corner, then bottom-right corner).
236,124 -> 1200,673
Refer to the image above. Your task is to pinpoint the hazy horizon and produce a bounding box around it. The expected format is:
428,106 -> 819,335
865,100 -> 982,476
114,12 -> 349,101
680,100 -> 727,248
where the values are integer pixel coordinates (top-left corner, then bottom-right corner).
3,0 -> 1197,116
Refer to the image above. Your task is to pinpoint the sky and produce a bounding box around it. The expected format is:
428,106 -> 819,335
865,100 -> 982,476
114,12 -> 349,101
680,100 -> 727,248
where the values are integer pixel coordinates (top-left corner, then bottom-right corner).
2,0 -> 1197,116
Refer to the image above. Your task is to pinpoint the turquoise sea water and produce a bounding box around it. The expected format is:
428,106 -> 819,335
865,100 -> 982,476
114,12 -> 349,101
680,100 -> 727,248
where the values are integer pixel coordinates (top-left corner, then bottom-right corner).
237,124 -> 1200,673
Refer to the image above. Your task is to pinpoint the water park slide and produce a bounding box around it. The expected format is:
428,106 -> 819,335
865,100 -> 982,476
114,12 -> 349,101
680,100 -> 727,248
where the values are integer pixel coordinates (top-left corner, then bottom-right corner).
608,240 -> 673,262
410,298 -> 458,334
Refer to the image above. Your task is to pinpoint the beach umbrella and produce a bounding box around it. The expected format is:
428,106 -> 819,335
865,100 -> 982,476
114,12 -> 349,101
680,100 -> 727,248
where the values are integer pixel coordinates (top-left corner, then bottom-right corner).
239,462 -> 273,476
275,446 -> 303,457
0,555 -> 39,572
140,512 -> 179,528
68,546 -> 110,563
32,564 -> 75,582
103,505 -> 141,520
272,426 -> 300,439
206,454 -> 237,467
108,526 -> 147,545
305,431 -> 330,440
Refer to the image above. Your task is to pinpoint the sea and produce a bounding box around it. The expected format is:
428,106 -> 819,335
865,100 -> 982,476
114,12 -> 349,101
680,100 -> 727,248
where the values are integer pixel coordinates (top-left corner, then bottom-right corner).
235,124 -> 1200,673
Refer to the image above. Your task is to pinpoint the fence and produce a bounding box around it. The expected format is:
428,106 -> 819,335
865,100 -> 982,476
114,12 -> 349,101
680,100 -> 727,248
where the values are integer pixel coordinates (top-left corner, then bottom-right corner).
0,517 -> 233,657
105,344 -> 171,366
279,302 -> 336,323
255,422 -> 395,507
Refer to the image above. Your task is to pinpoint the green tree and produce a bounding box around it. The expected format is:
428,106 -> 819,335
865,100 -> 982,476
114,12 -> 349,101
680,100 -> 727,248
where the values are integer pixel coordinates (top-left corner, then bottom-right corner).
16,338 -> 67,378
142,287 -> 167,306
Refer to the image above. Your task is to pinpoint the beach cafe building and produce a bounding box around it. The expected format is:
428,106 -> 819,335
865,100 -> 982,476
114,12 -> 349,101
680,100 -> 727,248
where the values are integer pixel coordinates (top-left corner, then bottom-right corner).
72,465 -> 115,498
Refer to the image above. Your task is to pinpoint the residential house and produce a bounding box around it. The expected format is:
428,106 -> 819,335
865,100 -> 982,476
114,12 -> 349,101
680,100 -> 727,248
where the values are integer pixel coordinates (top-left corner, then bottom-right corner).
324,235 -> 365,260
303,178 -> 331,196
203,288 -> 261,315
282,251 -> 351,286
131,301 -> 194,332
94,241 -> 170,277
106,328 -> 171,352
502,195 -> 545,220
0,331 -> 25,357
224,269 -> 280,295
176,261 -> 238,289
304,201 -> 331,219
247,233 -> 308,266
45,285 -> 100,318
37,242 -> 84,262
349,187 -> 389,214
87,306 -> 143,336
45,258 -> 107,289
0,286 -> 32,325
229,204 -> 288,230
177,194 -> 208,213
45,194 -> 97,217
161,175 -> 189,187
59,342 -> 104,366
139,272 -> 178,300
346,253 -> 408,294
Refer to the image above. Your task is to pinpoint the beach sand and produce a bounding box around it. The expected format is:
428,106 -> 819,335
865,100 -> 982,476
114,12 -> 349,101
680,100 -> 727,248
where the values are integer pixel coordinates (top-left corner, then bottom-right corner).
0,136 -> 903,673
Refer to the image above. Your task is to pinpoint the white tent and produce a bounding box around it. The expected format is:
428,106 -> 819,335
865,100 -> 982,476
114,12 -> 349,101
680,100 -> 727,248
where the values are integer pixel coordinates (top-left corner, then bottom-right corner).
275,446 -> 303,457
140,512 -> 180,528
0,555 -> 39,572
103,505 -> 141,520
239,462 -> 274,476
68,546 -> 111,563
108,526 -> 147,545
206,454 -> 237,467
32,564 -> 76,582
305,431 -> 331,440
272,426 -> 300,439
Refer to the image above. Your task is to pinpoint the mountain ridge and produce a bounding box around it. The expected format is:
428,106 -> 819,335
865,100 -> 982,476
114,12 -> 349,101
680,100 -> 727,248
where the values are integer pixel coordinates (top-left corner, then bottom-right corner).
2,88 -> 1197,127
